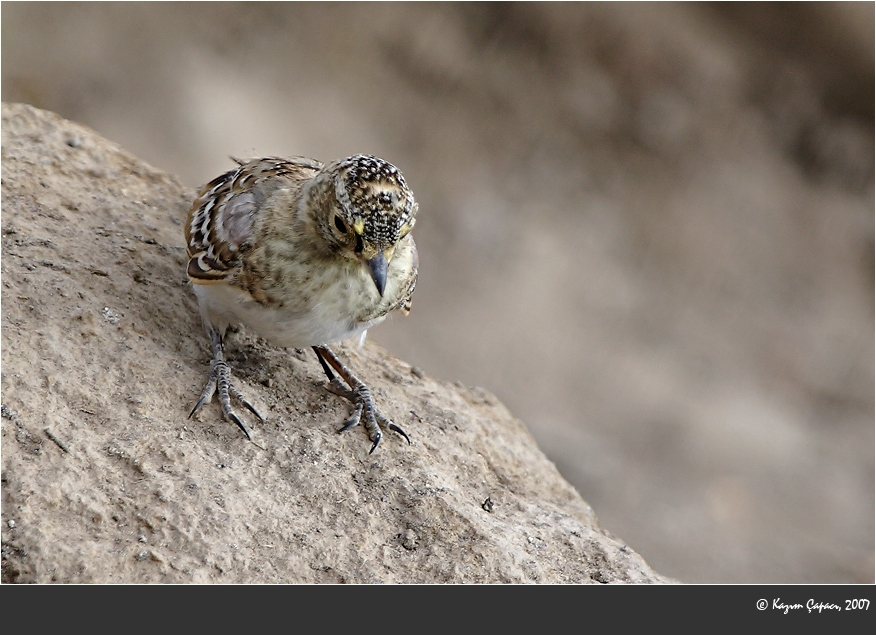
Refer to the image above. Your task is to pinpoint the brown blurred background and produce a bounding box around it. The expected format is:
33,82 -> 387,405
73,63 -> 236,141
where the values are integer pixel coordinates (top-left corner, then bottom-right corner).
2,2 -> 873,583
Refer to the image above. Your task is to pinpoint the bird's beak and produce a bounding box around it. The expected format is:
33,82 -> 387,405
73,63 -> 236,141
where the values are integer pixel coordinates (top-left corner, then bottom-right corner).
366,251 -> 388,297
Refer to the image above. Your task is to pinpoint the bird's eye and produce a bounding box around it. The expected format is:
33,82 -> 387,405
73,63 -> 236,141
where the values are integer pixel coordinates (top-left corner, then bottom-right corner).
334,215 -> 348,234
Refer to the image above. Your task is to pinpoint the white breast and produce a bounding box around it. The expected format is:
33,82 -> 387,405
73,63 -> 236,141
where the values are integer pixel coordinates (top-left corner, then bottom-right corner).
192,282 -> 383,348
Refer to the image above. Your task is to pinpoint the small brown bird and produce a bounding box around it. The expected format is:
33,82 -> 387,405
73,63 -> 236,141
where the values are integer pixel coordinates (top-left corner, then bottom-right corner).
185,155 -> 418,452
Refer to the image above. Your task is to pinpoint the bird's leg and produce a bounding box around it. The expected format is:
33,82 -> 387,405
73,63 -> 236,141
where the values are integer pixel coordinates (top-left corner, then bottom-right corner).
190,326 -> 264,440
313,345 -> 411,453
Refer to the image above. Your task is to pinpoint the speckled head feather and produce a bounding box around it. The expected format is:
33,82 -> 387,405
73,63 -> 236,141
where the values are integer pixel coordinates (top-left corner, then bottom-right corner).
332,155 -> 417,248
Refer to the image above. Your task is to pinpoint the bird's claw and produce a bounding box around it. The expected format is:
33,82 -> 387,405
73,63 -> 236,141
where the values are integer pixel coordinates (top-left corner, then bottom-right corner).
335,384 -> 409,452
189,359 -> 262,441
389,423 -> 411,445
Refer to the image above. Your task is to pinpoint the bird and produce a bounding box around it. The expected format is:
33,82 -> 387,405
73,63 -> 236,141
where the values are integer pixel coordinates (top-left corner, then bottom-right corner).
184,154 -> 418,453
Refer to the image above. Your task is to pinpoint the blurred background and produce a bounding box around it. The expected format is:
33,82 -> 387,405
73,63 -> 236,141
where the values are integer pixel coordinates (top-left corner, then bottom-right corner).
2,2 -> 872,583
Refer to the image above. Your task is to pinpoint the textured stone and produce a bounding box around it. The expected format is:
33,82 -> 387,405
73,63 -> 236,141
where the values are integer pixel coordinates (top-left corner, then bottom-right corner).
1,103 -> 670,583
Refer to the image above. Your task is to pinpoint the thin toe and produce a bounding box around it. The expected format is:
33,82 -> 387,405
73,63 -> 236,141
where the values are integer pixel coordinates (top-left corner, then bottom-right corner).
339,402 -> 364,432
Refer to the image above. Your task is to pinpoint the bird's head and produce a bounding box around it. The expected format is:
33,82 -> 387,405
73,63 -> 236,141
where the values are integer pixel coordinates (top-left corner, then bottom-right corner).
312,154 -> 417,296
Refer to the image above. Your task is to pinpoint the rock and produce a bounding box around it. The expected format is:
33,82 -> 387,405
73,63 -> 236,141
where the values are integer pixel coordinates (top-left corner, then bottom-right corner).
0,102 -> 671,583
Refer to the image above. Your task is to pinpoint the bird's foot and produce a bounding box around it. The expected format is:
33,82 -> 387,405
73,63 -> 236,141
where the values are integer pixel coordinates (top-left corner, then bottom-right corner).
315,345 -> 410,453
329,381 -> 410,454
189,359 -> 264,440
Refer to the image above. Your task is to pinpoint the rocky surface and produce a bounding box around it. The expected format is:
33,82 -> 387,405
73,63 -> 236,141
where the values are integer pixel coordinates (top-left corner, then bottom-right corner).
2,4 -> 872,583
1,103 -> 670,583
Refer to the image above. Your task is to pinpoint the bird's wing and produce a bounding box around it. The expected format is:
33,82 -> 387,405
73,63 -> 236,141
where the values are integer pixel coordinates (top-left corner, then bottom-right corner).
185,157 -> 322,284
